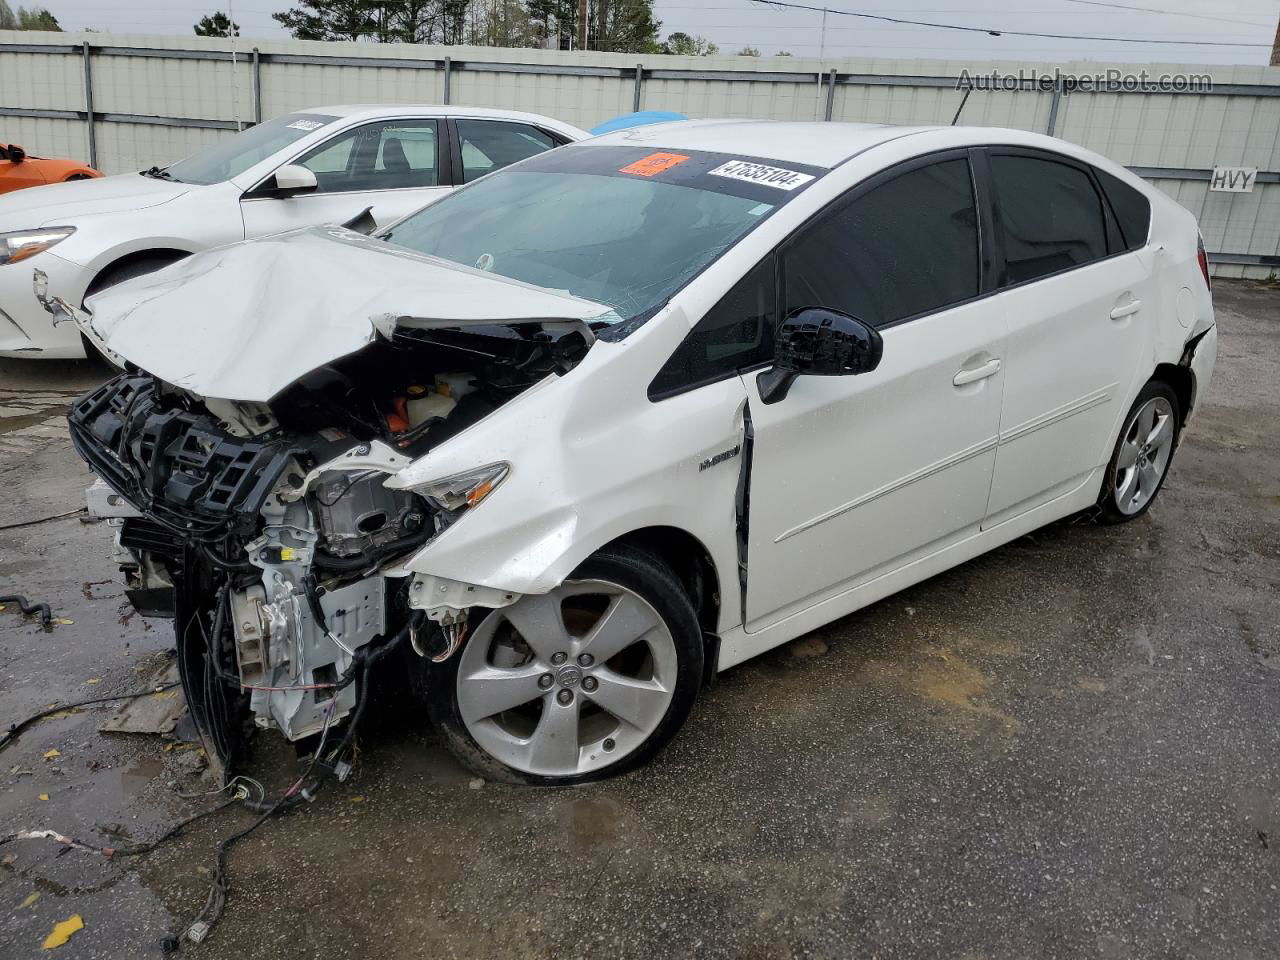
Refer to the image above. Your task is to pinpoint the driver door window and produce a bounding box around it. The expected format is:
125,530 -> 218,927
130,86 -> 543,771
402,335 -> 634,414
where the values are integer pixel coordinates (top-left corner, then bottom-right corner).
783,158 -> 979,328
296,119 -> 439,194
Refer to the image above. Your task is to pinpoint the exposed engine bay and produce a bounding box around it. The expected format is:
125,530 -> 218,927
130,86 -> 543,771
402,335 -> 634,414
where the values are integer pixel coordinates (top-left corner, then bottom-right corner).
70,321 -> 590,772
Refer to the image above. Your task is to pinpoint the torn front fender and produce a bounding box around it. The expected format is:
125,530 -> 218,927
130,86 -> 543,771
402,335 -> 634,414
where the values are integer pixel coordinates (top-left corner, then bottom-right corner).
384,320 -> 748,632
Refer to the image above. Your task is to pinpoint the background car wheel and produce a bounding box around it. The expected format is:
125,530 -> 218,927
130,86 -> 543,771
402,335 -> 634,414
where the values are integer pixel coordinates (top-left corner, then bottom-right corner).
1096,379 -> 1181,524
85,254 -> 185,300
425,545 -> 705,785
82,255 -> 186,367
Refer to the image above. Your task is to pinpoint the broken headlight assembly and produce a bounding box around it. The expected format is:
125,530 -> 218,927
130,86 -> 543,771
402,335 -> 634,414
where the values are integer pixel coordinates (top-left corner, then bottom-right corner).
0,226 -> 76,265
405,462 -> 510,514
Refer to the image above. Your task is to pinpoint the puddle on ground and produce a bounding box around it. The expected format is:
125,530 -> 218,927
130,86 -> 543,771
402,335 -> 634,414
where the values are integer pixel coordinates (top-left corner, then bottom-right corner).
555,796 -> 623,852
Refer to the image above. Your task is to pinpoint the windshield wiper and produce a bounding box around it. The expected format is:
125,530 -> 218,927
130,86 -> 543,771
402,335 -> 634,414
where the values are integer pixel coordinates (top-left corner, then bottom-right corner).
140,165 -> 177,181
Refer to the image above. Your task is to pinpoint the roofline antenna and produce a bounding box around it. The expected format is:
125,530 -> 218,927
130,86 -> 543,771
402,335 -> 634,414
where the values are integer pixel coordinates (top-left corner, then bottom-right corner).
951,87 -> 972,125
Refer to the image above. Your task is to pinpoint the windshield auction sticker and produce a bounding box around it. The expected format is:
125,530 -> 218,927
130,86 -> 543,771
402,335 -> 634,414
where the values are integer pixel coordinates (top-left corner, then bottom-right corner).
619,152 -> 690,177
708,160 -> 815,191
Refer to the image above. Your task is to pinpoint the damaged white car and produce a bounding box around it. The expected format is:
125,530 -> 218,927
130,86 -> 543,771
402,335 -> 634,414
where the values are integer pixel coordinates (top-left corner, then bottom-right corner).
68,120 -> 1216,784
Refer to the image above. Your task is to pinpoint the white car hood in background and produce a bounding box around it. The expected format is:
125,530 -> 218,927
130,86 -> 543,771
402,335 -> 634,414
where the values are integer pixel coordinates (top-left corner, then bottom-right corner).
0,173 -> 190,226
83,225 -> 612,402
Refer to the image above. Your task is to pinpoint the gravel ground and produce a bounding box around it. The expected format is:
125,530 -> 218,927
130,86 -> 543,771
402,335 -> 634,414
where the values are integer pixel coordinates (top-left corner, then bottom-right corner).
0,281 -> 1276,960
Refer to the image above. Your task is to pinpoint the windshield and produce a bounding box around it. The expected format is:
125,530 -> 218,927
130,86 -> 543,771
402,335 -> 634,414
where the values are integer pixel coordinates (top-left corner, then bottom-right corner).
164,113 -> 340,185
383,145 -> 822,324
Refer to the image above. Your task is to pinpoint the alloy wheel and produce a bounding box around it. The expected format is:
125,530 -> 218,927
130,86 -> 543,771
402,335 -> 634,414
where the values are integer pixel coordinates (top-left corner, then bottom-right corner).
455,579 -> 678,778
1113,395 -> 1175,515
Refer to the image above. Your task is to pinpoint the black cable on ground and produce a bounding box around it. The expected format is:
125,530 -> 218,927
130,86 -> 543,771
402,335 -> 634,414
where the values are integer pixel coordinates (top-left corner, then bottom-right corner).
168,614 -> 419,950
0,682 -> 180,753
0,594 -> 53,627
0,508 -> 85,532
0,796 -> 241,860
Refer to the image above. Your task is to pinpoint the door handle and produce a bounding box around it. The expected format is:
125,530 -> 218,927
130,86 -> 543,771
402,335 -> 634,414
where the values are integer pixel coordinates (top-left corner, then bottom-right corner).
1110,299 -> 1142,320
953,358 -> 1001,386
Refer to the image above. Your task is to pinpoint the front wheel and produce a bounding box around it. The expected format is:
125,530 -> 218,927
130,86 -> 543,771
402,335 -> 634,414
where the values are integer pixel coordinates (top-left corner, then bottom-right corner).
425,546 -> 704,785
1096,380 -> 1180,524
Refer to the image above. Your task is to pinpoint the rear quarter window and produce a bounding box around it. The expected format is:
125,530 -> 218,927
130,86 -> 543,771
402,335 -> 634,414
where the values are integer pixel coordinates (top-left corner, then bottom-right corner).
1094,169 -> 1152,251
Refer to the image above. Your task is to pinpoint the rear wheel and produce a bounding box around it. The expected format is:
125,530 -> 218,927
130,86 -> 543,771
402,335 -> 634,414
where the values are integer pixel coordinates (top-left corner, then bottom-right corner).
425,546 -> 704,785
1096,380 -> 1180,524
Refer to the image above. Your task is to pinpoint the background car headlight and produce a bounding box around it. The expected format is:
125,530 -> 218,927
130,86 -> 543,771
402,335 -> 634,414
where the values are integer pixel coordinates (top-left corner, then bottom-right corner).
410,462 -> 509,513
0,227 -> 76,266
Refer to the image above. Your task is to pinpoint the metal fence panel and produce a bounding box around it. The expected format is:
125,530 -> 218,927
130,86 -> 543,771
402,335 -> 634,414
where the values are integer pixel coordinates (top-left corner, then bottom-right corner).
1,30 -> 1279,276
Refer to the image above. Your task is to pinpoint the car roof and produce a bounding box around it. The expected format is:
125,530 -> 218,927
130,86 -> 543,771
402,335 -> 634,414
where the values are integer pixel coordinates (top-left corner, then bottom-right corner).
581,119 -> 938,169
298,104 -> 586,132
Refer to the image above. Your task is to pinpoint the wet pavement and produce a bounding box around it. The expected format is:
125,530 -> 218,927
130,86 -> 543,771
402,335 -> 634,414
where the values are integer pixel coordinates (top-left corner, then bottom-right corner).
1,282 -> 1277,959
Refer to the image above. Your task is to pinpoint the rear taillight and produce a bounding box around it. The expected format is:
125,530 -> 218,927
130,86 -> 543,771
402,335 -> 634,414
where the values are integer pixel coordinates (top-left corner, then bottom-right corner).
1197,234 -> 1211,290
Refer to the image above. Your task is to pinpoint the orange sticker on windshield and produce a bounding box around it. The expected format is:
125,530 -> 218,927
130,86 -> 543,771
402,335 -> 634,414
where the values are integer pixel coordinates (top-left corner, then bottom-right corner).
619,152 -> 690,177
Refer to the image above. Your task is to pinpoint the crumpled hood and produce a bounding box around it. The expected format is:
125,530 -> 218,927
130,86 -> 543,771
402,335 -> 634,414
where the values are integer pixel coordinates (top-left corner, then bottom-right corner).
0,172 -> 189,227
81,225 -> 612,402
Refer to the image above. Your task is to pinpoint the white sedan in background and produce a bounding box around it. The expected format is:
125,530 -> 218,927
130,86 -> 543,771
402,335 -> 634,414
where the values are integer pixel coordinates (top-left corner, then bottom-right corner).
0,104 -> 587,358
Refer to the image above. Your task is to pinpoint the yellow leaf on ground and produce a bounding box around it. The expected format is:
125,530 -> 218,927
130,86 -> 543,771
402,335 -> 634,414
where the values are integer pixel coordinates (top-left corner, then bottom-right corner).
42,749 -> 60,760
22,893 -> 41,908
38,793 -> 49,801
350,796 -> 366,803
85,678 -> 101,684
53,618 -> 74,626
41,914 -> 84,949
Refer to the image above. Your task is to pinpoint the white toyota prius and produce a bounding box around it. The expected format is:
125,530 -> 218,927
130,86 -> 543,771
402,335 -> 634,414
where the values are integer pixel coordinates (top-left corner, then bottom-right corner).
0,104 -> 586,358
68,119 -> 1217,786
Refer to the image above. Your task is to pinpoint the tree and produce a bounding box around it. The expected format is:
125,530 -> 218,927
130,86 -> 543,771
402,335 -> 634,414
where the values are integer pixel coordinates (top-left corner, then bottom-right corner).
589,0 -> 660,53
271,0 -> 659,51
0,0 -> 17,30
661,31 -> 716,55
15,5 -> 60,30
773,50 -> 792,56
525,0 -> 576,48
736,45 -> 759,56
273,0 -> 374,41
194,11 -> 241,36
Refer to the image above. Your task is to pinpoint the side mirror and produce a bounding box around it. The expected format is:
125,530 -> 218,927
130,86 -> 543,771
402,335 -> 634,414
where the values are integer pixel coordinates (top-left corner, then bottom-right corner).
340,205 -> 378,236
757,307 -> 883,404
5,144 -> 25,162
271,163 -> 318,197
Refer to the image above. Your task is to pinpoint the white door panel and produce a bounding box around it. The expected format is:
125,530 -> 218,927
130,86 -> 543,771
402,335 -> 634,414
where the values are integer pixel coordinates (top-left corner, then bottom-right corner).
240,187 -> 451,239
984,252 -> 1152,525
743,299 -> 1006,630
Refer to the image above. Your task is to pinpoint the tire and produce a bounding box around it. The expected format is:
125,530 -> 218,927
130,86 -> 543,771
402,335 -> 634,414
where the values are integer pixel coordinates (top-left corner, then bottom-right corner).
424,545 -> 705,785
1095,379 -> 1181,524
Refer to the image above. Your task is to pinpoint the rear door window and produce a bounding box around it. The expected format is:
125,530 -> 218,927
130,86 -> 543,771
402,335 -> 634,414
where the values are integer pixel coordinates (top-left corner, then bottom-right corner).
990,154 -> 1108,284
457,120 -> 558,183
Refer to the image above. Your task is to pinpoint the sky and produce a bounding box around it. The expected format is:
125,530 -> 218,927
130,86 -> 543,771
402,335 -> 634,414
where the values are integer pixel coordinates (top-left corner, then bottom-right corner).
24,0 -> 1280,65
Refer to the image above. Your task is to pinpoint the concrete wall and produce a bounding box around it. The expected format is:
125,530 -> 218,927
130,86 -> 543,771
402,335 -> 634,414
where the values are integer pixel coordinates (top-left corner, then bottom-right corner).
2,31 -> 1279,276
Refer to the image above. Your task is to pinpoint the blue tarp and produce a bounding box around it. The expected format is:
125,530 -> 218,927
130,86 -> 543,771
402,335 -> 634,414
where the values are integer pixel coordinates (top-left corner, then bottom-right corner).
589,111 -> 689,135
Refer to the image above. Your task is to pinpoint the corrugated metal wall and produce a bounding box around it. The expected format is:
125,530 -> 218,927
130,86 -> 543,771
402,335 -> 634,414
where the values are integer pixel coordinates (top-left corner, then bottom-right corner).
2,31 -> 1278,276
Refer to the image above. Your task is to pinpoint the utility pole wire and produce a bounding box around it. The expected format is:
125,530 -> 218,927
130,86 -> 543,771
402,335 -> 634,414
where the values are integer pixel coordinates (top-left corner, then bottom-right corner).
745,0 -> 1272,47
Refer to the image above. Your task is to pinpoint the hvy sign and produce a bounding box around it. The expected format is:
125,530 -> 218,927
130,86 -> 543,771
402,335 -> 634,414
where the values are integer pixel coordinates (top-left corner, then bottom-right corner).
1209,167 -> 1258,193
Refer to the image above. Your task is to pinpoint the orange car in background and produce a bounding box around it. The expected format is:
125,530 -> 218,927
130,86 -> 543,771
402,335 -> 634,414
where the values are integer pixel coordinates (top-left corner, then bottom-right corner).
0,142 -> 101,194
